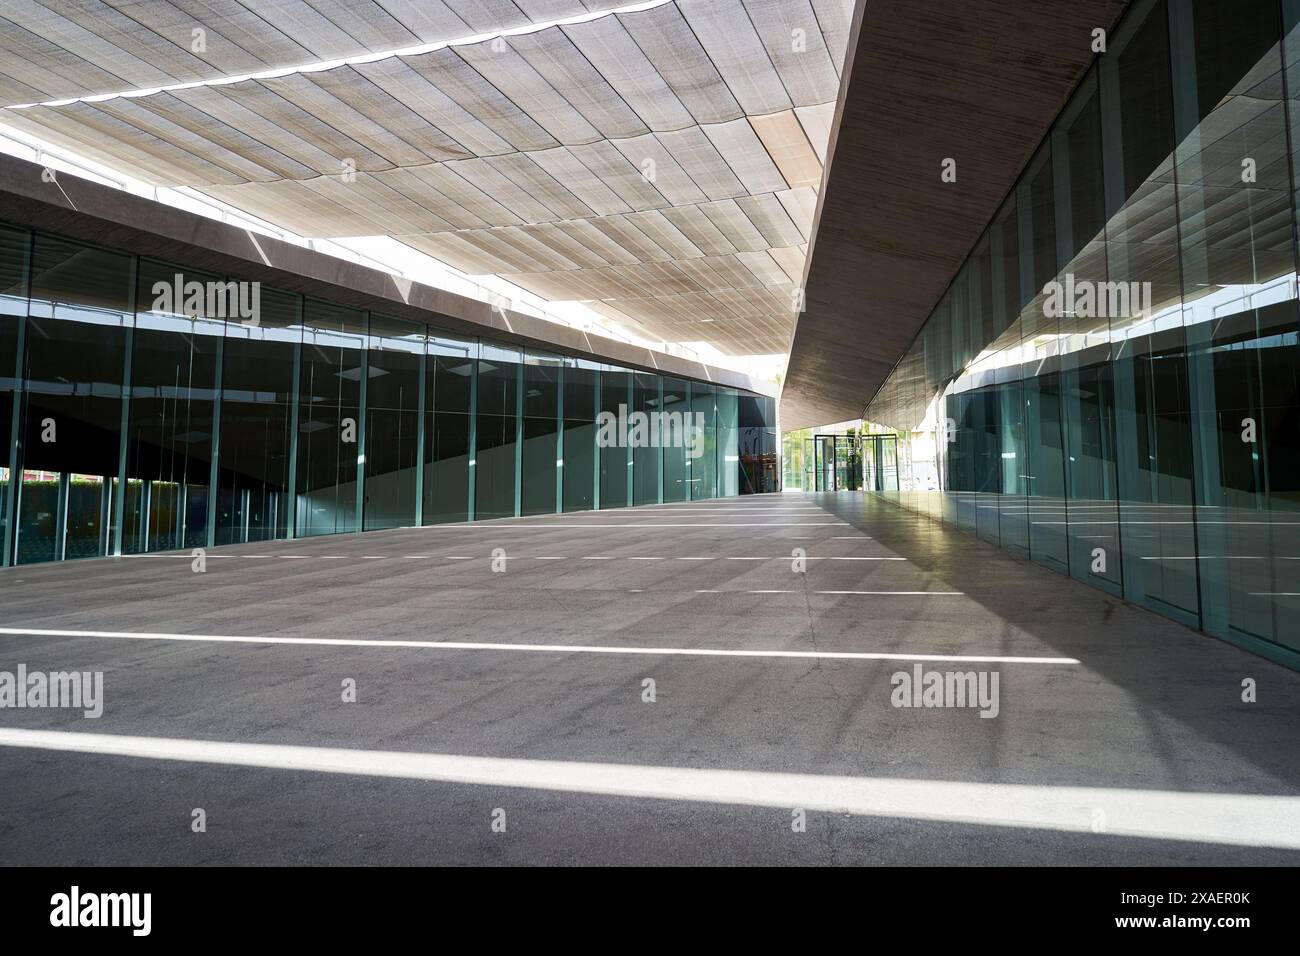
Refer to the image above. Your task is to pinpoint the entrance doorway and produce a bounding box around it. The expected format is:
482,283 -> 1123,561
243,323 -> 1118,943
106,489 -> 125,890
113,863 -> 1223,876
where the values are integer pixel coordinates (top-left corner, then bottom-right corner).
863,434 -> 899,492
802,434 -> 863,491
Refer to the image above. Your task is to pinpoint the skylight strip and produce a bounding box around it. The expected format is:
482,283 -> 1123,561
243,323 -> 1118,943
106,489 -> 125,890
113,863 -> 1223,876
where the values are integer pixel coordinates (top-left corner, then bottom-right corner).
8,0 -> 677,110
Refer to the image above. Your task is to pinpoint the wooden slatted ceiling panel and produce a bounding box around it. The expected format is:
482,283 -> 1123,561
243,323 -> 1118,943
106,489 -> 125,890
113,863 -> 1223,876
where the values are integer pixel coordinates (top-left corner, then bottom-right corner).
1,0 -> 856,355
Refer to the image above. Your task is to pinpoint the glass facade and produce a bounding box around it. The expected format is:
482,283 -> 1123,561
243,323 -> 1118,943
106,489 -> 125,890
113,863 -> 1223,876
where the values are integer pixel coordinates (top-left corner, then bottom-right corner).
0,221 -> 775,567
866,0 -> 1300,667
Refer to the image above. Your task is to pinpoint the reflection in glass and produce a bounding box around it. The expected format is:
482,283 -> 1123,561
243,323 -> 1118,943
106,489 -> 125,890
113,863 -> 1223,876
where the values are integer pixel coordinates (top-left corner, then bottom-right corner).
424,331 -> 474,525
521,352 -> 560,516
19,235 -> 131,563
364,314 -> 422,530
0,227 -> 765,566
125,259 -> 220,553
563,358 -> 598,512
662,377 -> 689,502
475,341 -> 519,520
600,368 -> 630,509
867,0 -> 1300,663
689,382 -> 717,500
296,301 -> 364,537
632,372 -> 660,506
217,290 -> 297,545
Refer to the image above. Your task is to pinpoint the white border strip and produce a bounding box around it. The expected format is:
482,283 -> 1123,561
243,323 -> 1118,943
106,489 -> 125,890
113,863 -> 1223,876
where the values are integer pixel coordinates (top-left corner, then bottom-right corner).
0,627 -> 1077,664
0,729 -> 1293,849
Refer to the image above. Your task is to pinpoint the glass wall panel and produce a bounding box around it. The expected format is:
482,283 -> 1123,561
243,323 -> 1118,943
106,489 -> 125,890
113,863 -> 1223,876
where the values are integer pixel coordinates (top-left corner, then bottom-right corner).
1024,374 -> 1066,574
934,296 -> 960,528
965,242 -> 1002,547
1104,0 -> 1191,608
521,351 -> 560,516
562,358 -> 598,512
947,382 -> 976,534
0,224 -> 28,564
632,371 -> 660,506
1177,0 -> 1293,313
866,0 -> 1300,667
1013,182 -> 1070,573
20,235 -> 132,564
738,392 -> 778,493
0,226 -> 762,567
424,331 -> 474,525
600,367 -> 630,508
1289,0 -> 1300,266
1184,0 -> 1299,647
969,208 -> 1028,553
1044,68 -> 1112,588
364,313 -> 422,530
297,301 -> 365,536
689,381 -> 716,500
475,341 -> 519,520
716,387 -> 740,497
125,259 -> 220,553
956,273 -> 989,536
1190,304 -> 1300,651
662,376 -> 689,502
995,372 -> 1028,556
216,289 -> 297,545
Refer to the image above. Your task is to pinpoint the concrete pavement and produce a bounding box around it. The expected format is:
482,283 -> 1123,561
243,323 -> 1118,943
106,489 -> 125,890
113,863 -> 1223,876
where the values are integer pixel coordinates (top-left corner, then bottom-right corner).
1,492 -> 1297,865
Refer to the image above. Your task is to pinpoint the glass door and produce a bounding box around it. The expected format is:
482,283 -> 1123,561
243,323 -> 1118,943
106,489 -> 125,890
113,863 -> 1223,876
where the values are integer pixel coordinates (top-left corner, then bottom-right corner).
838,435 -> 864,490
863,435 -> 899,492
819,436 -> 835,490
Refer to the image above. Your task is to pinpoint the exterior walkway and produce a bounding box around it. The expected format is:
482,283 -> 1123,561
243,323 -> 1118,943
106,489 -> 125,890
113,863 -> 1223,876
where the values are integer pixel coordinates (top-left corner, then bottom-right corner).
0,492 -> 1297,865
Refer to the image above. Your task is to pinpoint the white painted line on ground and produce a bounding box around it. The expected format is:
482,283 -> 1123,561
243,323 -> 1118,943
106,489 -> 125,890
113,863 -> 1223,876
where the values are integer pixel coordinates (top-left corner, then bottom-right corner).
407,523 -> 849,528
689,588 -> 962,596
694,589 -> 963,596
0,626 -> 1068,663
125,553 -> 905,562
1036,520 -> 1300,526
1139,556 -> 1300,561
2,729 -> 1290,849
610,510 -> 826,515
814,557 -> 902,561
815,590 -> 962,595
126,554 -> 239,559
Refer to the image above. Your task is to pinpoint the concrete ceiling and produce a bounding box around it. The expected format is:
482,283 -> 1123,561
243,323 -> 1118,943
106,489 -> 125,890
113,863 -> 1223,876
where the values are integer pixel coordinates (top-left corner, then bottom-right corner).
0,151 -> 762,393
0,0 -> 857,356
780,0 -> 1130,432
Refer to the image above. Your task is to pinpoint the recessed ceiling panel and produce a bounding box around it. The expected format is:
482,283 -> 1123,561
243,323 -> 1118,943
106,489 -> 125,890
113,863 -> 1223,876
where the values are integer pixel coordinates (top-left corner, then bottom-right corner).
1,0 -> 854,355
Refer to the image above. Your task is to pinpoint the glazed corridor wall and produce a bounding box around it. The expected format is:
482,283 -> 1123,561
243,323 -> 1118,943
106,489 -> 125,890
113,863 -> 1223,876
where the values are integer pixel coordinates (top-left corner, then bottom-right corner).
866,0 -> 1300,668
0,223 -> 778,567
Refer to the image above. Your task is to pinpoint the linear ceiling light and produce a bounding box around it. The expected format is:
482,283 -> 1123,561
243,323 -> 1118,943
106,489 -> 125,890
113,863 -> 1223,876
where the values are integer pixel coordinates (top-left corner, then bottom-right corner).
8,0 -> 677,110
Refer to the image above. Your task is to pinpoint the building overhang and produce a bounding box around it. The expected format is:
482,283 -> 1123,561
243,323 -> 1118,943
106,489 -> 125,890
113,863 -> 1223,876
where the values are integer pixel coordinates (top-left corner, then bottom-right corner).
0,152 -> 762,394
781,0 -> 1129,432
